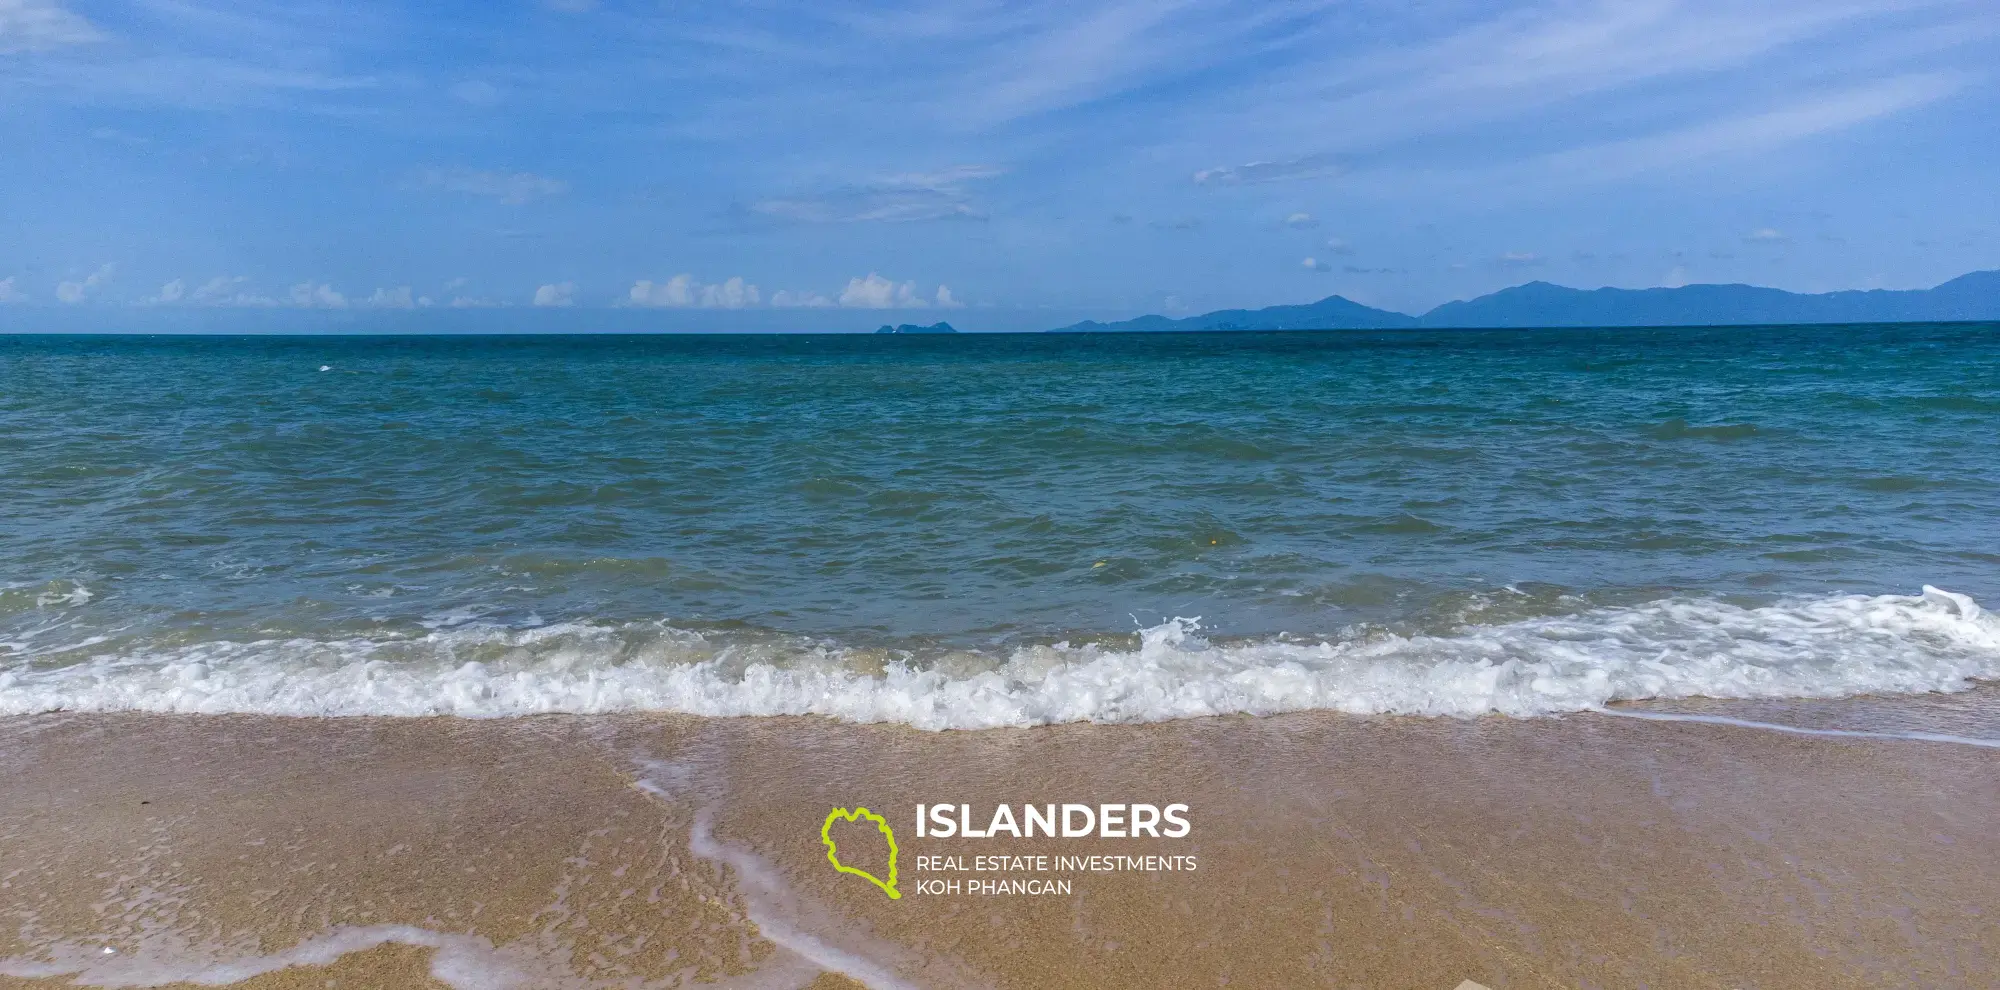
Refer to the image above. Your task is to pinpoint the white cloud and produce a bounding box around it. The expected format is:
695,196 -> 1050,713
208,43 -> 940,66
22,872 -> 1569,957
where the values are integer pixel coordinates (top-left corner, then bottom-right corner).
631,276 -> 694,306
772,274 -> 951,309
361,286 -> 419,308
416,167 -> 569,205
702,276 -> 759,309
55,263 -> 113,304
769,289 -> 834,308
628,274 -> 761,308
145,278 -> 186,304
1301,256 -> 1330,272
188,276 -> 259,306
837,273 -> 930,308
0,276 -> 24,303
1284,211 -> 1318,228
1744,227 -> 1790,243
533,282 -> 574,307
0,0 -> 101,54
1324,237 -> 1355,255
1495,251 -> 1544,267
450,295 -> 499,308
289,282 -> 347,308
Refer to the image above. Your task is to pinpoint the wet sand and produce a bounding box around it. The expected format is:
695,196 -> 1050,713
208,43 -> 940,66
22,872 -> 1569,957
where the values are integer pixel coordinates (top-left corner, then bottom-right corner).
2,703 -> 1996,989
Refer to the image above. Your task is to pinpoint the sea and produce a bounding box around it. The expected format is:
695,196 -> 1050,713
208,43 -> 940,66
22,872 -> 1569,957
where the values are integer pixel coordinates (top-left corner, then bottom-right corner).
2,324 -> 1997,729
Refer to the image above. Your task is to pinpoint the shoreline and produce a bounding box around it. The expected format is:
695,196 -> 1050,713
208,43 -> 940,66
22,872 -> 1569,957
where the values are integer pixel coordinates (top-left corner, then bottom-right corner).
3,703 -> 1997,988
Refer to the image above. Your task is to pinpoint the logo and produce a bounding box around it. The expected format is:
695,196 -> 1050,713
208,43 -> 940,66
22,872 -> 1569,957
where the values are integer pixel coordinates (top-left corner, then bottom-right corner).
821,807 -> 901,900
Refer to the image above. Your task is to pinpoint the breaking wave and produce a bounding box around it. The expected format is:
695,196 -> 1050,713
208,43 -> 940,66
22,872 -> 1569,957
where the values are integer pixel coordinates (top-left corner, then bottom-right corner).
2,588 -> 1995,730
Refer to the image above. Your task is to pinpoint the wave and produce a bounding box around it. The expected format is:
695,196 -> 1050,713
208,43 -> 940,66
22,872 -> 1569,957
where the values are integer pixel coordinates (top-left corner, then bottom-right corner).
2,588 -> 1995,729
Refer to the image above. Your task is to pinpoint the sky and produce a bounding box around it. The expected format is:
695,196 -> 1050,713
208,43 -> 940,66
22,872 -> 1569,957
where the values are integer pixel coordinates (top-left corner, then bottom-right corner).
1,0 -> 1997,331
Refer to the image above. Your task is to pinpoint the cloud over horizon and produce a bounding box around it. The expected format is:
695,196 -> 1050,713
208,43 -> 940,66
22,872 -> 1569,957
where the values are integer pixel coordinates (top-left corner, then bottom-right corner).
629,275 -> 762,309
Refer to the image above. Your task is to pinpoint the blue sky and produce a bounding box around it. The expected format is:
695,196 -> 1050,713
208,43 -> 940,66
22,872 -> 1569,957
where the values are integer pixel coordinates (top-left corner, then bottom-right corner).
2,0 -> 1996,331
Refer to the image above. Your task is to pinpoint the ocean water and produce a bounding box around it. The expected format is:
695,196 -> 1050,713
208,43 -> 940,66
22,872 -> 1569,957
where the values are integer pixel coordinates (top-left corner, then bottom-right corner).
2,324 -> 1997,728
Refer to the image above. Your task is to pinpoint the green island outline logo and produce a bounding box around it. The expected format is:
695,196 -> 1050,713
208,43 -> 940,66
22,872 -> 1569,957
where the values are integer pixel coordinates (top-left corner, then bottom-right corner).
821,806 -> 901,900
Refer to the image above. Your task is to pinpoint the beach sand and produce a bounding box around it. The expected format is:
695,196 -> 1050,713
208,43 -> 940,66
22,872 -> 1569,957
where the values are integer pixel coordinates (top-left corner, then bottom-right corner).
2,702 -> 1996,989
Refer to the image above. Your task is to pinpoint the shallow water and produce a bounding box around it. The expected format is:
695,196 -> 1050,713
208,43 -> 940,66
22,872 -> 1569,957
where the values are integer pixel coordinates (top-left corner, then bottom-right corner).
3,325 -> 1997,724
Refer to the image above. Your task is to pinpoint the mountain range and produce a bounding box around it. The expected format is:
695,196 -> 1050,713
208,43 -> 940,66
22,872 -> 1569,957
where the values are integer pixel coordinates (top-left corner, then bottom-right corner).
1049,270 -> 2000,332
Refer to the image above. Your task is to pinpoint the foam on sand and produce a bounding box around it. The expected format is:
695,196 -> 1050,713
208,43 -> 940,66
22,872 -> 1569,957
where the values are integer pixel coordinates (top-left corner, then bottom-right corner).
2,588 -> 1995,730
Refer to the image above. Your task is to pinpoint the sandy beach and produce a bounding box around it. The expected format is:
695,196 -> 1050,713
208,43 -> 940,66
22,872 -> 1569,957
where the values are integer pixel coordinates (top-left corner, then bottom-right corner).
4,701 -> 1995,989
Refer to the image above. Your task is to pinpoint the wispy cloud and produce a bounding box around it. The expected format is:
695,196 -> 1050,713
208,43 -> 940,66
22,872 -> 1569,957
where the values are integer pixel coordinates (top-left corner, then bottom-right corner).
416,167 -> 569,205
0,275 -> 26,303
450,79 -> 502,106
2,0 -> 381,109
751,165 -> 1004,223
0,0 -> 100,54
1530,72 -> 1968,178
1191,2 -> 1965,154
1194,156 -> 1340,186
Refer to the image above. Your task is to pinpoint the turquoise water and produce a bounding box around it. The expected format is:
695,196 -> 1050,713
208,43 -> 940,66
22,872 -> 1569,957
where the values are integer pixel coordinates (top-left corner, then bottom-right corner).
3,325 -> 1997,726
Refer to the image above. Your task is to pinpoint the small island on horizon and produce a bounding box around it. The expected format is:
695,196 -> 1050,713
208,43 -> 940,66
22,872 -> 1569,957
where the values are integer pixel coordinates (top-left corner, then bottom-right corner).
876,321 -> 959,334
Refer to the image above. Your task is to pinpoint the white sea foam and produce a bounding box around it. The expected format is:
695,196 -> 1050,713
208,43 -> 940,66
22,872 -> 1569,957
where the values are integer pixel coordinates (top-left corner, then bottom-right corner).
1591,708 -> 2000,749
1,588 -> 1995,730
0,927 -> 545,989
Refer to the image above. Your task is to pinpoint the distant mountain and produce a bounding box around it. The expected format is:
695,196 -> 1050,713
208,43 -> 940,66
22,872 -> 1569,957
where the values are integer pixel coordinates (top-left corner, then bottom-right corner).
1047,270 -> 2000,332
1050,295 -> 1415,332
876,321 -> 959,334
1421,270 -> 2000,327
